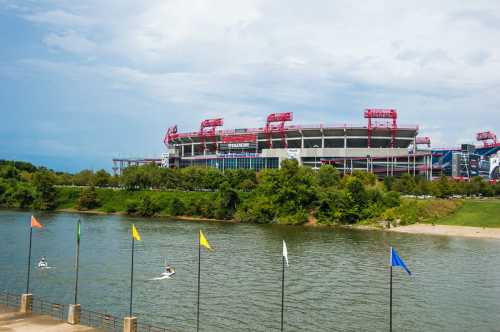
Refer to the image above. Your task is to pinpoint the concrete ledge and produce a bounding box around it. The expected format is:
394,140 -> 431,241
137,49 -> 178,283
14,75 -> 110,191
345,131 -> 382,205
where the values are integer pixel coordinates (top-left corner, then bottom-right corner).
123,316 -> 137,332
20,293 -> 33,313
68,304 -> 81,324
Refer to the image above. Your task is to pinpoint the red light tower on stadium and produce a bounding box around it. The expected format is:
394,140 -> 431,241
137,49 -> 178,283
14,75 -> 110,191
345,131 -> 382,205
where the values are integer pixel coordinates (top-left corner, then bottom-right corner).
163,125 -> 178,147
265,112 -> 293,148
476,131 -> 498,148
199,118 -> 224,152
364,109 -> 398,148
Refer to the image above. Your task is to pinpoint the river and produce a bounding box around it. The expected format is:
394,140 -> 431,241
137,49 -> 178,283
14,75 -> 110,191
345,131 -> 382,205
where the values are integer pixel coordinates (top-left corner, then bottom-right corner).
1,210 -> 499,331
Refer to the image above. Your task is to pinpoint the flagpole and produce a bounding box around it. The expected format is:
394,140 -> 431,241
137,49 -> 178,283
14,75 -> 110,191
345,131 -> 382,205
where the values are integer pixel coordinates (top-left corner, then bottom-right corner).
196,235 -> 201,332
129,236 -> 135,317
74,220 -> 81,305
281,255 -> 285,332
389,249 -> 393,332
26,226 -> 33,294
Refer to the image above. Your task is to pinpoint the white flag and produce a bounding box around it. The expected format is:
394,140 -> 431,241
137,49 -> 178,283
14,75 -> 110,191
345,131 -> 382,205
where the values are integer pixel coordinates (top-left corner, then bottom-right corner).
282,240 -> 289,266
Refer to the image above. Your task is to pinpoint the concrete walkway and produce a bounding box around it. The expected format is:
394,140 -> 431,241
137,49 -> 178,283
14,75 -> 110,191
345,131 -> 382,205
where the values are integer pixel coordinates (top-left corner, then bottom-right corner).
0,305 -> 99,332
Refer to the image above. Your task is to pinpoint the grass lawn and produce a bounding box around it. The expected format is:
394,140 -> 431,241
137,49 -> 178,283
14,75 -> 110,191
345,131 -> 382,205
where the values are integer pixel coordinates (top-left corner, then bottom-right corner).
437,200 -> 500,228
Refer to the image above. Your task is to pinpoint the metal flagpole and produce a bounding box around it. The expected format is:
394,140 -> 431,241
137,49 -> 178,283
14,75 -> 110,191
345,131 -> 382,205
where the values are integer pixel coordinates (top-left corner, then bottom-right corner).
281,255 -> 285,332
74,220 -> 81,304
389,249 -> 393,332
26,226 -> 33,294
129,236 -> 135,317
196,235 -> 201,332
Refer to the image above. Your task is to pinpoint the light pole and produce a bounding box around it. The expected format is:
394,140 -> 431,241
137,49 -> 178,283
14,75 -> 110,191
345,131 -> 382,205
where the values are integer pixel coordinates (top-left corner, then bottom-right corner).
313,144 -> 319,170
204,147 -> 208,168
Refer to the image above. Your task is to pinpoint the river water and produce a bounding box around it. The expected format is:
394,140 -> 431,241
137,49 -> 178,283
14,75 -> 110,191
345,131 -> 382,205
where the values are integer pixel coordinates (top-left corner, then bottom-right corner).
1,210 -> 499,331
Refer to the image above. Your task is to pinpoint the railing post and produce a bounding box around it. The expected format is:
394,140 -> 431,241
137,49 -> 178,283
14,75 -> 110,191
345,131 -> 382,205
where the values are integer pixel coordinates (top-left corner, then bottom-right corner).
124,316 -> 137,332
68,304 -> 81,324
20,293 -> 32,313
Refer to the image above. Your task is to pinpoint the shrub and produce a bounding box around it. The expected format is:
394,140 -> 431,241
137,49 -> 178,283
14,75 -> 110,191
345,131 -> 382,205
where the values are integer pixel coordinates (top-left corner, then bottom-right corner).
126,199 -> 139,215
137,196 -> 160,217
77,186 -> 100,210
169,197 -> 185,216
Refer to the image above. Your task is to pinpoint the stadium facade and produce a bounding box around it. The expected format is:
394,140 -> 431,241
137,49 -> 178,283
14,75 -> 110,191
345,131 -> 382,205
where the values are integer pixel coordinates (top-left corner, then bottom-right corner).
140,109 -> 432,179
112,110 -> 500,181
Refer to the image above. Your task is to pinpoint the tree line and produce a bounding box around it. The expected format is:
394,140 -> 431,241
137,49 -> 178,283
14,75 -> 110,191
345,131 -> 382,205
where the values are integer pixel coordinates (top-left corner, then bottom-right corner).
1,159 -> 499,225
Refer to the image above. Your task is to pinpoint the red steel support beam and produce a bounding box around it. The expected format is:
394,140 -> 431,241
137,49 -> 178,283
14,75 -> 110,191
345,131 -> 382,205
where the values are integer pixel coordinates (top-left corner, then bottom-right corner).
364,109 -> 398,148
265,112 -> 293,148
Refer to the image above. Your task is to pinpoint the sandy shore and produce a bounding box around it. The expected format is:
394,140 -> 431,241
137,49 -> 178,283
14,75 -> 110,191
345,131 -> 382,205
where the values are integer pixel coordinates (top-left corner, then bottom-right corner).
388,223 -> 500,240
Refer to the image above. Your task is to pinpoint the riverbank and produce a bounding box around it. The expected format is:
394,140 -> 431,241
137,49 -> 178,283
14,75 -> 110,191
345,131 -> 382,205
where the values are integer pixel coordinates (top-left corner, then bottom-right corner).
388,223 -> 500,240
57,207 -> 228,223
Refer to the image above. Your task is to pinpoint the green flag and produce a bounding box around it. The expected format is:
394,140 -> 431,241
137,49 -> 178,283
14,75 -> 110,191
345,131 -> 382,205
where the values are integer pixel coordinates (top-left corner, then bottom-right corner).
77,220 -> 81,242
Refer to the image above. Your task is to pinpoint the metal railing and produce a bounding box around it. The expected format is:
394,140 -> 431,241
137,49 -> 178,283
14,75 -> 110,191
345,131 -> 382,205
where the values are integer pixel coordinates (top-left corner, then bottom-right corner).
0,292 -> 174,332
80,308 -> 123,332
137,322 -> 174,332
0,292 -> 20,309
30,296 -> 67,321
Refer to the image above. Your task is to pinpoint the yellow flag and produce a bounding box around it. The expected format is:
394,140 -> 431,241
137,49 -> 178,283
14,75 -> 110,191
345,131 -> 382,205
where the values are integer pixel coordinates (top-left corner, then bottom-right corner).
199,230 -> 212,251
132,224 -> 141,241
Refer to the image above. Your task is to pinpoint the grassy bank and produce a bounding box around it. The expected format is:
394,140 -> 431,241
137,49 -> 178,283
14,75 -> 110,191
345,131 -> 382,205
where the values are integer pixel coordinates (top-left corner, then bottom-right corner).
435,200 -> 500,228
40,188 -> 500,229
57,187 -> 238,218
3,159 -> 500,227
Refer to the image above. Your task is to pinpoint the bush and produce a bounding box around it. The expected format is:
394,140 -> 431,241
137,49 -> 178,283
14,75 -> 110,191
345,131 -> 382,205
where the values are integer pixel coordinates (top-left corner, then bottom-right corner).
77,186 -> 100,210
169,197 -> 185,216
137,196 -> 160,217
383,191 -> 401,208
126,199 -> 140,215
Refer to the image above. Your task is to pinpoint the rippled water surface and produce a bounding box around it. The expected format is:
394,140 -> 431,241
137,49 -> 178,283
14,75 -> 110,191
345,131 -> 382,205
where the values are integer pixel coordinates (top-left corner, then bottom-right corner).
1,210 -> 500,331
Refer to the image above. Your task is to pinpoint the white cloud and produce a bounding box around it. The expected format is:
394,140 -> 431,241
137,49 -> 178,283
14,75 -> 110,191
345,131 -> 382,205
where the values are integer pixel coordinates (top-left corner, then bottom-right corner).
44,31 -> 96,54
11,0 -> 500,147
23,9 -> 93,28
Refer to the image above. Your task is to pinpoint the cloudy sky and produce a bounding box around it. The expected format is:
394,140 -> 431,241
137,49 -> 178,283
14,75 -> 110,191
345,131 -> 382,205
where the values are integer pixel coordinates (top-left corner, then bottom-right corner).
1,1 -> 499,171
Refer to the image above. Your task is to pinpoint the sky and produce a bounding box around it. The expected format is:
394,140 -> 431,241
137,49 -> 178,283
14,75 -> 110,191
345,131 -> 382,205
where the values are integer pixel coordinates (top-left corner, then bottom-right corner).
1,1 -> 499,172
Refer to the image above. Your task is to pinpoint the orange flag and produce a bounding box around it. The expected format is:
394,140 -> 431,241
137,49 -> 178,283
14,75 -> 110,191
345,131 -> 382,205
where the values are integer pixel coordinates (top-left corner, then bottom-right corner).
31,215 -> 43,228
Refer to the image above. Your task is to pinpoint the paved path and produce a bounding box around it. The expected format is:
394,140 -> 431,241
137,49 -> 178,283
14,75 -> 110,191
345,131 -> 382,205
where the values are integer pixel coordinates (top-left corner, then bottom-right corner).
0,305 -> 99,332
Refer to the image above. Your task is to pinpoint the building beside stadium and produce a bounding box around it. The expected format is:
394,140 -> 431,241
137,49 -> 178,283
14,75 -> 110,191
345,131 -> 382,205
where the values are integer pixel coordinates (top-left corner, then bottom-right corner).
116,109 -> 430,179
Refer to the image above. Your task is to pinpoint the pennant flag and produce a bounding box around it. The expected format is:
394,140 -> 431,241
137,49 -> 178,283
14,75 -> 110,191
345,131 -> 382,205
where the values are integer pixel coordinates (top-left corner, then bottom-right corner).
199,230 -> 212,251
282,240 -> 289,266
391,247 -> 411,275
77,220 -> 81,242
132,224 -> 141,241
31,215 -> 43,228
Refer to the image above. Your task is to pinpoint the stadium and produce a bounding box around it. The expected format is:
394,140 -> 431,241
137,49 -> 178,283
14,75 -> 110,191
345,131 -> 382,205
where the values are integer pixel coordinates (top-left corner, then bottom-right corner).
112,108 -> 500,181
152,109 -> 433,178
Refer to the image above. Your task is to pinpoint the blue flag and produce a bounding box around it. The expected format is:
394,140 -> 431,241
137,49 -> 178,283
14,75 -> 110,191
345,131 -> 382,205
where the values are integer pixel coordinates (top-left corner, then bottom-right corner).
391,247 -> 411,275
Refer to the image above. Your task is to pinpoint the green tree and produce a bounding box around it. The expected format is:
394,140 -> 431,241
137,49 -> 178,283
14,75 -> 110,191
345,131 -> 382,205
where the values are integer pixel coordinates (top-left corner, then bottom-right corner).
32,170 -> 58,210
215,182 -> 240,219
317,165 -> 340,188
77,186 -> 100,210
92,169 -> 111,187
169,196 -> 185,216
137,196 -> 160,217
0,165 -> 19,180
12,183 -> 35,208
